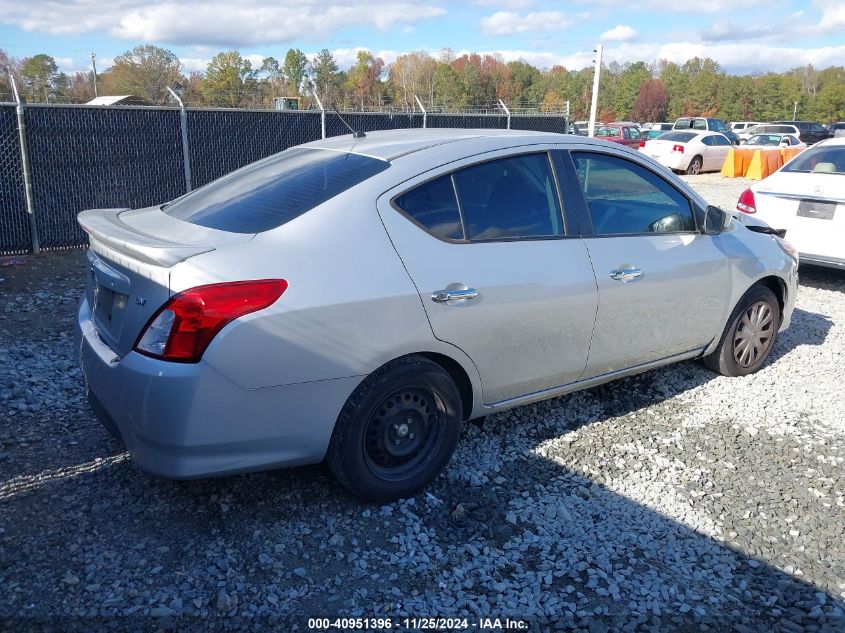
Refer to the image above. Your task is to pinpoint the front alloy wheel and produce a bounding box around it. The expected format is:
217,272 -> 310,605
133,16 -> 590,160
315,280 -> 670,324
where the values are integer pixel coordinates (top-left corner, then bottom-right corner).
733,301 -> 776,368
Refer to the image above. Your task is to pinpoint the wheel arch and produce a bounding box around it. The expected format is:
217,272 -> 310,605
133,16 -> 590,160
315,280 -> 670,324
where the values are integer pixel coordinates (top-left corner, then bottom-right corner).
754,275 -> 786,316
416,352 -> 475,421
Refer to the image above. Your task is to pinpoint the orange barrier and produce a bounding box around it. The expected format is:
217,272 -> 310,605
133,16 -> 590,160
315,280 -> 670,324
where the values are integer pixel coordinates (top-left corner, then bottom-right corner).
721,146 -> 806,180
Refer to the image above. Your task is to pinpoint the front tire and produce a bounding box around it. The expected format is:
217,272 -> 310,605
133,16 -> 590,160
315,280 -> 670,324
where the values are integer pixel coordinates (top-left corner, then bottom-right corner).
327,356 -> 463,501
703,285 -> 781,377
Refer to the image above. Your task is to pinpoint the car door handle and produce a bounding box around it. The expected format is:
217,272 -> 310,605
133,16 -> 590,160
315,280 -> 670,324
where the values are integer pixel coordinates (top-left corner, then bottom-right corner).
610,267 -> 644,282
431,287 -> 479,303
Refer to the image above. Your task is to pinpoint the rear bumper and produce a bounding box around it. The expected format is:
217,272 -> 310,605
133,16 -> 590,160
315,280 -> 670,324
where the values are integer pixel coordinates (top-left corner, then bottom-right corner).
77,297 -> 361,478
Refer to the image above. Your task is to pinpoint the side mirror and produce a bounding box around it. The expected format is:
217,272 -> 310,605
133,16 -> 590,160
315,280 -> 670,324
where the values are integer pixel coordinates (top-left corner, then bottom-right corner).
703,205 -> 728,235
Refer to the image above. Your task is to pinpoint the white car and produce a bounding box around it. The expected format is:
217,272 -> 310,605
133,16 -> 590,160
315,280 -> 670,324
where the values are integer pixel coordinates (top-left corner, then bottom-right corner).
739,124 -> 800,143
741,134 -> 806,150
737,137 -> 845,269
731,121 -> 761,132
639,130 -> 733,175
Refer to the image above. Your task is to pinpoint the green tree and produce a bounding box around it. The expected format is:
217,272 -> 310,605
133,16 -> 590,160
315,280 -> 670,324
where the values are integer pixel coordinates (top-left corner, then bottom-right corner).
104,45 -> 182,104
21,53 -> 59,102
614,61 -> 652,119
311,49 -> 341,106
201,51 -> 258,107
282,48 -> 309,96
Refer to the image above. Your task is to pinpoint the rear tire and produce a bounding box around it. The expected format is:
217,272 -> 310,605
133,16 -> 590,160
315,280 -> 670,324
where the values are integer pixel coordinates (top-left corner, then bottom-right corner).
326,356 -> 463,501
703,285 -> 780,377
686,156 -> 703,175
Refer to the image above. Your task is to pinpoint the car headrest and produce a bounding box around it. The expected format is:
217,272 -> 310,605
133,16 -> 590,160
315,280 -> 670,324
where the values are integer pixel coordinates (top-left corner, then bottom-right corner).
812,162 -> 837,173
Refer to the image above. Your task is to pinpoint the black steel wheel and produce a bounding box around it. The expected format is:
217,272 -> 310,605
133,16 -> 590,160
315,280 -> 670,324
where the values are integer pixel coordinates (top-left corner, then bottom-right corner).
327,356 -> 463,501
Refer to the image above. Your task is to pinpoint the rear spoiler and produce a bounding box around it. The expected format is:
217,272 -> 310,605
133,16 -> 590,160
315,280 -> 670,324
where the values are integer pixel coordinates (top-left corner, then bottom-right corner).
78,208 -> 215,267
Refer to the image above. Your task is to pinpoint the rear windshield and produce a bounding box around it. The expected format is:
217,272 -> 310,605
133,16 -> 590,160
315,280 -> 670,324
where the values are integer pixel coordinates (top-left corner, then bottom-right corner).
658,132 -> 697,143
674,118 -> 707,130
783,146 -> 845,174
164,148 -> 390,233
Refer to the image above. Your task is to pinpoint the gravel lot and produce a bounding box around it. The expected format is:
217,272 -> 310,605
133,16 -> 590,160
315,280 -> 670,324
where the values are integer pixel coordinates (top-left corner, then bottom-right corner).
1,175 -> 844,632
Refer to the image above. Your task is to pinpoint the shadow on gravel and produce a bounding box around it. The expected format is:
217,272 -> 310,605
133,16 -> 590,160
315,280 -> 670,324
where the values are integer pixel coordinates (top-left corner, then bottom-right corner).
797,265 -> 845,292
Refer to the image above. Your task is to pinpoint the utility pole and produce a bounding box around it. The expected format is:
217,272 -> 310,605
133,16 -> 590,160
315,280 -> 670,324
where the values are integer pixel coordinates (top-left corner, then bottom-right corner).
91,52 -> 98,98
793,101 -> 798,119
588,44 -> 603,138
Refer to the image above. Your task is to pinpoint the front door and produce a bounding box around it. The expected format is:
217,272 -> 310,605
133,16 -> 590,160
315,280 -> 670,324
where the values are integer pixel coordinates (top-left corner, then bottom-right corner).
377,148 -> 599,404
563,149 -> 733,378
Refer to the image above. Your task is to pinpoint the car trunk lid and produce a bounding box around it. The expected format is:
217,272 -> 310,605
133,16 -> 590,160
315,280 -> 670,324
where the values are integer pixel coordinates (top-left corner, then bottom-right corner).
79,206 -> 253,357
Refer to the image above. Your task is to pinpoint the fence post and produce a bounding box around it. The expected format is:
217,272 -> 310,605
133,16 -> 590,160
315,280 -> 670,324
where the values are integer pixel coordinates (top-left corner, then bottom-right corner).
167,87 -> 192,193
311,87 -> 326,139
414,95 -> 427,129
10,76 -> 39,254
498,99 -> 511,130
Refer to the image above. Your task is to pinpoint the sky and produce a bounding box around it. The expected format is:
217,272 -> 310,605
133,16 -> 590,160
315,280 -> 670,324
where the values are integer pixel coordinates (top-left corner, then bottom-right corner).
1,0 -> 844,77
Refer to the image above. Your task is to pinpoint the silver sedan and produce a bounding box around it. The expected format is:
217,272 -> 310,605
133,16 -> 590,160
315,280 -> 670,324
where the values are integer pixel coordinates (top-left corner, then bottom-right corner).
76,129 -> 799,500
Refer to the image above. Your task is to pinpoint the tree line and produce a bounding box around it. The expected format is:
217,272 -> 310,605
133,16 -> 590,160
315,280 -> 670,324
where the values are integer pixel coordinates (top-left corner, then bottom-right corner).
2,45 -> 844,123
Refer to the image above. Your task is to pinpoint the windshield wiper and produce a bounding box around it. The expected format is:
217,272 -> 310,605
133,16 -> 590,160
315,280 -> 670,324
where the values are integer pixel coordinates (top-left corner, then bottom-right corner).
745,224 -> 787,239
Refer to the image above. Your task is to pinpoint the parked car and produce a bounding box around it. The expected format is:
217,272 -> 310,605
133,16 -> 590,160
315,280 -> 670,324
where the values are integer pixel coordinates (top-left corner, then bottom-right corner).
650,122 -> 674,131
639,130 -> 733,174
593,123 -> 642,147
76,129 -> 798,501
645,129 -> 668,140
740,134 -> 806,149
770,121 -> 832,145
739,123 -> 801,143
569,121 -> 589,136
828,122 -> 845,137
672,117 -> 738,144
730,121 -> 760,132
736,137 -> 844,269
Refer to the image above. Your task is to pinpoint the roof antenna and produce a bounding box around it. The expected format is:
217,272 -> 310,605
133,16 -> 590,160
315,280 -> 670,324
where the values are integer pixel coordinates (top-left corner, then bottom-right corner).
333,106 -> 366,138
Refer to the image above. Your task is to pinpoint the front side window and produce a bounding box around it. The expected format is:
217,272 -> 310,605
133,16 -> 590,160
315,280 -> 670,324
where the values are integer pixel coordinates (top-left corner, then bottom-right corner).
393,175 -> 464,240
629,127 -> 641,139
572,153 -> 695,235
164,148 -> 390,233
453,153 -> 563,240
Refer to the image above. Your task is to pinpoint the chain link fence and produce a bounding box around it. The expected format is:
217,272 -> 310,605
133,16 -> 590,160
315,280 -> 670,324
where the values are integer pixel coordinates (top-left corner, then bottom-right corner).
0,105 -> 30,254
0,105 -> 568,254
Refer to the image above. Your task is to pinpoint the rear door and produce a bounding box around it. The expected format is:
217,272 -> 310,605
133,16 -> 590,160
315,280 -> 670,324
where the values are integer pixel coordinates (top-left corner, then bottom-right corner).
560,148 -> 732,377
377,147 -> 599,404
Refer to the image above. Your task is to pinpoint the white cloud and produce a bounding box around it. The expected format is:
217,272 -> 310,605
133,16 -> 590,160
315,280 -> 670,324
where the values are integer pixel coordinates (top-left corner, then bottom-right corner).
481,11 -> 571,36
0,1 -> 446,46
600,25 -> 637,42
813,0 -> 845,34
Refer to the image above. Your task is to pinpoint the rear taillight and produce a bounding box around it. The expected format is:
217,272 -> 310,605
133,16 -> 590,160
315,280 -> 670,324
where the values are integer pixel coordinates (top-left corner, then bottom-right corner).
737,188 -> 757,214
638,140 -> 646,148
672,144 -> 685,153
134,280 -> 288,362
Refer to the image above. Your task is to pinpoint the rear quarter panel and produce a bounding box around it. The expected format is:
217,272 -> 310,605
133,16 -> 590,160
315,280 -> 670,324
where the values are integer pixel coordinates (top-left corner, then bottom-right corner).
169,176 -> 483,397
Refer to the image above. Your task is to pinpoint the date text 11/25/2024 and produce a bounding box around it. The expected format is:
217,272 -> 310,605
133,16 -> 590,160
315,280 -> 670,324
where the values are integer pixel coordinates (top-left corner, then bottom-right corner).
307,617 -> 529,630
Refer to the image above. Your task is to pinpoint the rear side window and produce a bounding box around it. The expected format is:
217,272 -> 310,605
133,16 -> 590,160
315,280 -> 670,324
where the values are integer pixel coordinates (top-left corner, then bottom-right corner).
164,148 -> 390,233
394,175 -> 464,240
453,153 -> 563,240
572,153 -> 695,235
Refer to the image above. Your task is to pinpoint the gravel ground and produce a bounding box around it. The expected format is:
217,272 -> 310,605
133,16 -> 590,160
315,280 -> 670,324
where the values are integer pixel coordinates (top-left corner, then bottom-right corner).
1,177 -> 844,632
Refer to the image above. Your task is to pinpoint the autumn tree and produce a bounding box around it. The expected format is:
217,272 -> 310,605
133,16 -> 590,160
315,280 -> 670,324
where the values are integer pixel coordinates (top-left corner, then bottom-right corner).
630,79 -> 669,122
201,51 -> 258,107
389,51 -> 437,109
101,45 -> 182,103
346,50 -> 385,109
